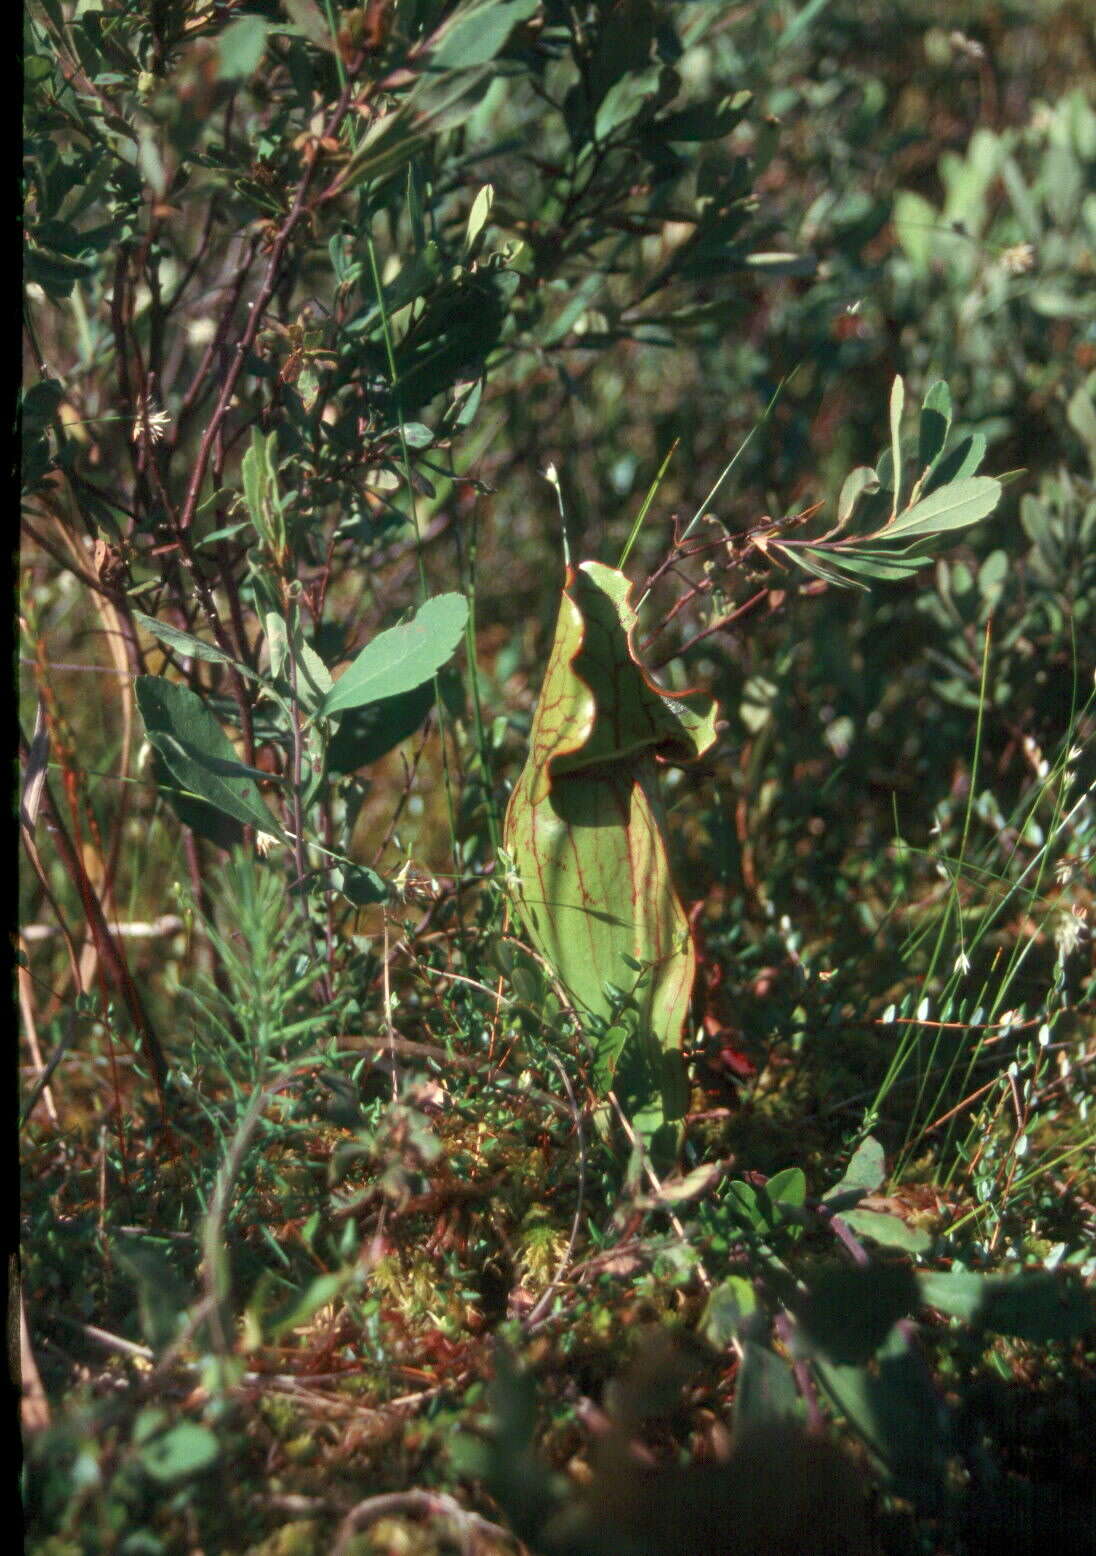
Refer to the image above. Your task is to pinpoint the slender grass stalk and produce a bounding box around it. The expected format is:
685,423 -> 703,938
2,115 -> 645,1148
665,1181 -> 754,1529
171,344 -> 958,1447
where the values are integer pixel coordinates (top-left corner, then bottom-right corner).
617,439 -> 679,571
634,370 -> 795,613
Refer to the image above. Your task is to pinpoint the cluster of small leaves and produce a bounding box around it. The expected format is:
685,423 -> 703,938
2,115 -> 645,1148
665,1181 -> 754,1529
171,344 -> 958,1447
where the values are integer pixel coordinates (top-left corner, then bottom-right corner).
764,376 -> 1002,589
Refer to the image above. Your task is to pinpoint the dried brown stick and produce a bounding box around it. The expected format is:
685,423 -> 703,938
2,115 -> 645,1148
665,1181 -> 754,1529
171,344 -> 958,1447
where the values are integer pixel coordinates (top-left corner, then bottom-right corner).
176,88 -> 354,533
18,725 -> 168,1104
332,1490 -> 518,1556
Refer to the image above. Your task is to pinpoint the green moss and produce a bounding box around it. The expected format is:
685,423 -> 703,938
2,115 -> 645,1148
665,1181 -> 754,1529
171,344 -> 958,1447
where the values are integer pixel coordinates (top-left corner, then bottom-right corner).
242,1522 -> 321,1556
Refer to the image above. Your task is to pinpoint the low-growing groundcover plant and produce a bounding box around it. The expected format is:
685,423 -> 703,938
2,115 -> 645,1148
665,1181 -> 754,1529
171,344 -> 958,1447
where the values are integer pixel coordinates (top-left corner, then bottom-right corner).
19,3 -> 1095,1554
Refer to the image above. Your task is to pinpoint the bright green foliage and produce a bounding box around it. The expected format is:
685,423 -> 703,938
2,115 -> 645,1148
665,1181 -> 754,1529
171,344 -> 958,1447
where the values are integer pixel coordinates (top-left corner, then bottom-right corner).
504,562 -> 716,1124
767,375 -> 1003,588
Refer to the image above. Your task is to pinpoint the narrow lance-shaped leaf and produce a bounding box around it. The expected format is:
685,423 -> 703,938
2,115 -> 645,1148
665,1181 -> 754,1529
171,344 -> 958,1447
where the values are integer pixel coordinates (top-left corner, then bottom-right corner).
804,548 -> 930,582
776,544 -> 863,589
888,375 -> 905,516
133,610 -> 258,678
503,562 -> 717,1128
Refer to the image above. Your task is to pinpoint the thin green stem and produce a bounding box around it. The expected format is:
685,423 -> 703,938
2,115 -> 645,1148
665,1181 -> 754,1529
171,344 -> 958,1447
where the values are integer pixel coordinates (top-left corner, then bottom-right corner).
635,369 -> 795,613
365,231 -> 464,943
617,439 -> 679,571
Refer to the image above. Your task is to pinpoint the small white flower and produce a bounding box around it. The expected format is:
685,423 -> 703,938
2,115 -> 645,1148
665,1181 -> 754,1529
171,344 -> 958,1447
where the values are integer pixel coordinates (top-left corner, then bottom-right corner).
1000,242 -> 1035,276
1021,733 -> 1049,778
186,316 -> 217,347
954,951 -> 971,976
1054,904 -> 1088,964
950,30 -> 986,61
132,401 -> 171,443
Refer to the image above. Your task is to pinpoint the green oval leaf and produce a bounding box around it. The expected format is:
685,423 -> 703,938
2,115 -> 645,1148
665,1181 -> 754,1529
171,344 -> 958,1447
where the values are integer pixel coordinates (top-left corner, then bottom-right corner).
139,1422 -> 220,1484
837,465 -> 880,527
842,1208 -> 932,1254
825,1135 -> 886,1204
918,380 -> 952,471
886,476 -> 1001,539
321,593 -> 468,716
136,677 -> 286,840
427,0 -> 540,72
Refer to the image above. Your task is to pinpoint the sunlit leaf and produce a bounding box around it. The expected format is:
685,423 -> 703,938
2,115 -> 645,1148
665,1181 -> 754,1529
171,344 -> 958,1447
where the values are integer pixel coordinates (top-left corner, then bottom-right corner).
465,184 -> 495,251
842,1208 -> 932,1254
427,0 -> 540,71
217,17 -> 268,80
825,1136 -> 886,1204
702,1276 -> 756,1349
139,1423 -> 220,1484
806,548 -> 929,582
778,545 -> 864,589
133,611 -> 255,675
837,465 -> 880,527
887,476 -> 1001,539
321,593 -> 468,716
889,375 -> 905,512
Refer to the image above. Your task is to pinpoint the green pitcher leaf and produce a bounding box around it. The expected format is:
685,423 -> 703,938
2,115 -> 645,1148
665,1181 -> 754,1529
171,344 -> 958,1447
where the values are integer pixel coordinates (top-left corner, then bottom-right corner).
503,561 -> 717,1127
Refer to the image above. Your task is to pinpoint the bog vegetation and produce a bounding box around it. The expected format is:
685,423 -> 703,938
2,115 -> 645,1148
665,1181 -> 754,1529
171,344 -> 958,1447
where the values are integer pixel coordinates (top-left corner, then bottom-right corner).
19,3 -> 1096,1553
